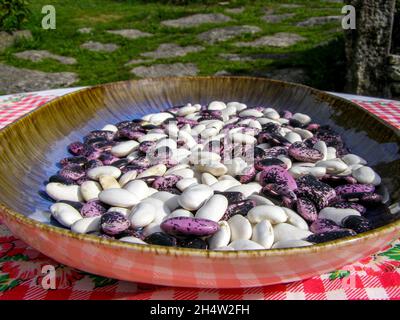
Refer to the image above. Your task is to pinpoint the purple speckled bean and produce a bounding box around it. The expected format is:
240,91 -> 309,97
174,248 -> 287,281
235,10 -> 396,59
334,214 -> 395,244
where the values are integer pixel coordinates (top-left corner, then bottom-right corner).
139,141 -> 156,153
358,193 -> 383,203
68,141 -> 85,156
342,215 -> 371,233
254,158 -> 287,171
152,174 -> 182,190
90,140 -> 114,152
335,184 -> 375,196
237,166 -> 256,183
296,175 -> 336,210
81,200 -> 108,217
175,117 -> 198,126
288,142 -> 324,163
306,123 -> 320,132
263,146 -> 288,158
222,199 -> 256,220
144,232 -> 177,246
84,159 -> 103,170
84,130 -> 114,142
320,174 -> 358,186
259,165 -> 297,190
161,217 -> 219,237
48,175 -> 76,185
280,110 -> 293,119
296,197 -> 318,222
310,218 -> 342,233
60,156 -> 87,167
215,191 -> 245,204
98,152 -> 120,165
119,126 -> 146,140
76,176 -> 91,185
101,212 -> 130,236
306,229 -> 357,244
59,165 -> 86,181
332,202 -> 366,214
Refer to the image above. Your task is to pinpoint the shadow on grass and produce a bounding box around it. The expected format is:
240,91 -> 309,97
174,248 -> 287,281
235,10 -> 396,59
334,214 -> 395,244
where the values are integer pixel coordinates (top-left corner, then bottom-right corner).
226,37 -> 347,93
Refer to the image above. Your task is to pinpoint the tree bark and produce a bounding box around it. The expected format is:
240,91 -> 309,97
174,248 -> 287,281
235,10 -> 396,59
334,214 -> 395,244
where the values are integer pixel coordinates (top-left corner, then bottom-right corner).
344,0 -> 396,97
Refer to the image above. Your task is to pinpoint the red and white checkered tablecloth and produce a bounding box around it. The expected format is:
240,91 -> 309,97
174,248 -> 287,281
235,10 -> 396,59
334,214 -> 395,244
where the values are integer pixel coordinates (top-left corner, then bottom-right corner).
0,89 -> 399,300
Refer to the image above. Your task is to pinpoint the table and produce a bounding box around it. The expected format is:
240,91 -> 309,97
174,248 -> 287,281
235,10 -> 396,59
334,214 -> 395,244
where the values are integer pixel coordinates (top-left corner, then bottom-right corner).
0,88 -> 399,300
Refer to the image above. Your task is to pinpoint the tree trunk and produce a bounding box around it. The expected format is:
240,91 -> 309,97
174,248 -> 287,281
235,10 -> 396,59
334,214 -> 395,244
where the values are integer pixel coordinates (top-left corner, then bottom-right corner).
344,0 -> 396,97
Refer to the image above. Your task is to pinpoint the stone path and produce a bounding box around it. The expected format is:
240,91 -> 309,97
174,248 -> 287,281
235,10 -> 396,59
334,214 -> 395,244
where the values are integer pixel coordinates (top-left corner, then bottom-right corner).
280,4 -> 303,8
106,29 -> 152,39
262,13 -> 295,23
219,53 -> 254,62
296,16 -> 342,27
197,25 -> 261,44
131,63 -> 198,78
80,41 -> 119,52
77,27 -> 93,34
141,43 -> 204,59
13,50 -> 77,65
161,13 -> 232,28
0,64 -> 78,94
225,7 -> 245,14
125,59 -> 149,66
0,30 -> 32,53
235,33 -> 306,48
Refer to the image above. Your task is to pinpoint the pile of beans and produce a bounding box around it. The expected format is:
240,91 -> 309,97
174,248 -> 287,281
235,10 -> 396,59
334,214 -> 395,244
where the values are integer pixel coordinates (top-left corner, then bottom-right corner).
43,101 -> 399,250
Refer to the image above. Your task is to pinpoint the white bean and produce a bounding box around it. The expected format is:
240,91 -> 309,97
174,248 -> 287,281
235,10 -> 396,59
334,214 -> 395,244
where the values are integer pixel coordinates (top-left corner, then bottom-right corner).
124,180 -> 149,200
87,166 -> 121,180
46,183 -> 83,202
247,205 -> 287,224
118,170 -> 138,187
129,202 -> 156,228
111,140 -> 139,157
228,215 -> 252,241
195,194 -> 228,222
71,216 -> 101,234
228,239 -> 264,250
208,221 -> 231,250
273,223 -> 313,242
251,220 -> 274,249
80,181 -> 102,202
99,188 -> 139,208
178,184 -> 214,211
50,203 -> 82,227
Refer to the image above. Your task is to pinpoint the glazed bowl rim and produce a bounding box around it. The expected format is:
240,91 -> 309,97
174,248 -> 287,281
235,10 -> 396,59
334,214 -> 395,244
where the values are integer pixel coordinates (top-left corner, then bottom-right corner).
0,75 -> 399,259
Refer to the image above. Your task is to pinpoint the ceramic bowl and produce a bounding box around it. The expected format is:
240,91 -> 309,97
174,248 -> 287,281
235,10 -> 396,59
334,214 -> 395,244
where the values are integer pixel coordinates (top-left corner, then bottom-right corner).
0,77 -> 399,288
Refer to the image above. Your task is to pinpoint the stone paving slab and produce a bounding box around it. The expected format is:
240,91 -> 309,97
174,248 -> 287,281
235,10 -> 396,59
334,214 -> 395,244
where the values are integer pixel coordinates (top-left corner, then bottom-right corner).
0,30 -> 32,53
296,16 -> 342,27
125,59 -> 150,66
225,7 -> 245,14
235,32 -> 306,48
161,13 -> 232,28
262,13 -> 295,23
219,53 -> 254,62
77,27 -> 93,34
106,29 -> 152,39
197,25 -> 261,44
80,41 -> 120,52
13,50 -> 77,65
0,64 -> 78,94
131,63 -> 199,78
141,43 -> 204,59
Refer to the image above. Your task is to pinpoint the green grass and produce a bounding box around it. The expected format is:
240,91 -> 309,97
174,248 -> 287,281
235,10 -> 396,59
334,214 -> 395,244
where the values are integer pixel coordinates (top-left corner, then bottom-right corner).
0,0 -> 346,91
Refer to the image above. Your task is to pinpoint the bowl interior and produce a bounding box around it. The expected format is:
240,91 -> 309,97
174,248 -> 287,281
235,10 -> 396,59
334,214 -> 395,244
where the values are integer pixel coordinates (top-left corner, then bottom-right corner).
0,76 -> 399,228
